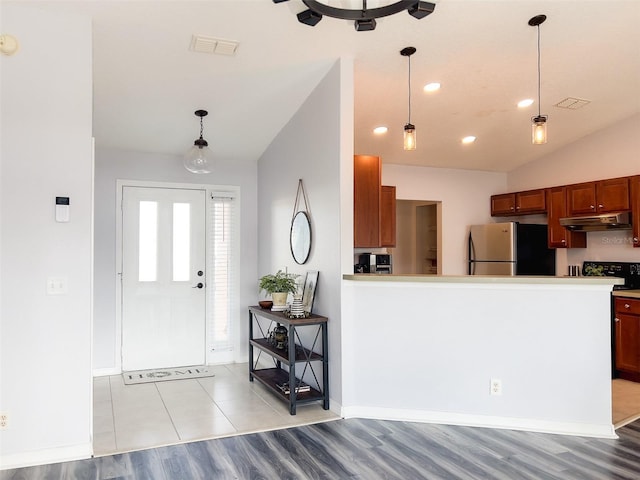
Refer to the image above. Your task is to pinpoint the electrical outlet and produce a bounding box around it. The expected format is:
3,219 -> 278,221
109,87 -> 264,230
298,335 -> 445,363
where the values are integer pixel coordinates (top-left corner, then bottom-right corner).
0,412 -> 8,430
490,378 -> 502,396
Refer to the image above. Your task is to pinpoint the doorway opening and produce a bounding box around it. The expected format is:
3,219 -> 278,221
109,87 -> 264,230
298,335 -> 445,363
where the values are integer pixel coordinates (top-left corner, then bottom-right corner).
391,200 -> 442,275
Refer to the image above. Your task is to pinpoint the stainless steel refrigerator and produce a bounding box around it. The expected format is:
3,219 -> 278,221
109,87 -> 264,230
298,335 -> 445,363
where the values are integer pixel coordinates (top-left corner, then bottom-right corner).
468,222 -> 555,276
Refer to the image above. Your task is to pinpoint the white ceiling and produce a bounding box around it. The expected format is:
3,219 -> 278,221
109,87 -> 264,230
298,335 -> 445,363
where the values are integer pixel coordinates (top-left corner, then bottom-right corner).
13,0 -> 640,172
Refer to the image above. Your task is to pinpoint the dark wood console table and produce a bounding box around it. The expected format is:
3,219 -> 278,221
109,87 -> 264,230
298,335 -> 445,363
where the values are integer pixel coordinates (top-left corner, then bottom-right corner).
248,306 -> 329,415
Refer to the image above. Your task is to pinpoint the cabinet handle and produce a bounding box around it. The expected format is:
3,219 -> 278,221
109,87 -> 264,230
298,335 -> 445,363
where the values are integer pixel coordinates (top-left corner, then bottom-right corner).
615,317 -> 620,322
625,303 -> 630,309
634,237 -> 639,243
561,239 -> 566,243
598,204 -> 603,209
590,205 -> 595,210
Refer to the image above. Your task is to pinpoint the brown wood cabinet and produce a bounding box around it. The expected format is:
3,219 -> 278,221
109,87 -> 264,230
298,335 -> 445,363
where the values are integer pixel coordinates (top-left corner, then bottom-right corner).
490,189 -> 546,216
354,155 -> 381,248
380,185 -> 396,247
631,175 -> 640,248
546,186 -> 586,248
614,296 -> 640,382
566,177 -> 630,216
354,155 -> 396,248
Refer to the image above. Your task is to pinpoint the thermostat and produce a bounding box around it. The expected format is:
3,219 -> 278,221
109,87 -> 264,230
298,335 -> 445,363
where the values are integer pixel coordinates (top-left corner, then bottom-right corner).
55,197 -> 70,222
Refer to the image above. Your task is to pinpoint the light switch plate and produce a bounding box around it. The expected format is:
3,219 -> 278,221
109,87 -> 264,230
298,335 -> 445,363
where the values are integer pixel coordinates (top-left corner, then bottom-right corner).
47,277 -> 68,295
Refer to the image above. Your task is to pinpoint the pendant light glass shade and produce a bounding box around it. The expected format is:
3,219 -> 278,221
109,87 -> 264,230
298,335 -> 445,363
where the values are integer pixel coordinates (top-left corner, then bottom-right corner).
184,110 -> 213,174
404,123 -> 416,150
531,115 -> 548,144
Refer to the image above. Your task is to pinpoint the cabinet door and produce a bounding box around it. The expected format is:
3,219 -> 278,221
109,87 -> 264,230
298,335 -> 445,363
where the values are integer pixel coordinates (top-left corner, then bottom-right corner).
631,175 -> 640,248
354,155 -> 381,248
596,177 -> 630,213
546,187 -> 586,248
566,182 -> 597,215
615,312 -> 640,374
516,189 -> 546,214
491,193 -> 516,216
380,185 -> 396,247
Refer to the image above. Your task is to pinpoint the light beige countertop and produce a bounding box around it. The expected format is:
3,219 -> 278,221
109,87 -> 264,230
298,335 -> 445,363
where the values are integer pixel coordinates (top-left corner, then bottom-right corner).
612,289 -> 640,299
343,274 -> 625,287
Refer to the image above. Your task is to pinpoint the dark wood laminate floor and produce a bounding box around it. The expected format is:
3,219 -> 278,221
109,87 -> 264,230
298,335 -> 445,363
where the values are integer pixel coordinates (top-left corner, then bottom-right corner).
3,418 -> 640,479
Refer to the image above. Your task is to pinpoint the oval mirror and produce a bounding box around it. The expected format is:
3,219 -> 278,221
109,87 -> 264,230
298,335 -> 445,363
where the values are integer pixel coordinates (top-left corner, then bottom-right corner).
290,211 -> 311,265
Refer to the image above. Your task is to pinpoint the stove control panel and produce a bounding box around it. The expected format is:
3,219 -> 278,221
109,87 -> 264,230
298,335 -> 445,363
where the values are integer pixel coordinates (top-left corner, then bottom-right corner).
583,261 -> 640,288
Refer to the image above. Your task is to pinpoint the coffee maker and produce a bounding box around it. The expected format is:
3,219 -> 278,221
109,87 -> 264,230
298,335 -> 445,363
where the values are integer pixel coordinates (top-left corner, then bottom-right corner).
357,253 -> 392,274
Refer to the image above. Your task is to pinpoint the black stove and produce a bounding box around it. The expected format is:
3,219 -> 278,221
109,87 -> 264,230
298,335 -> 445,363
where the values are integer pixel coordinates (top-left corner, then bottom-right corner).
582,261 -> 640,290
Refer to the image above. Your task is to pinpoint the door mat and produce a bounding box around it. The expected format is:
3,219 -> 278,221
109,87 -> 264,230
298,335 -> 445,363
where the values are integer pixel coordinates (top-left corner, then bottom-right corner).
123,366 -> 214,385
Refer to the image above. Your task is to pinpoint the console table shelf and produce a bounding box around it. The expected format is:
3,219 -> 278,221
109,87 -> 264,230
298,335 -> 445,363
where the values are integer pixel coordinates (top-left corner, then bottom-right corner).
248,306 -> 329,415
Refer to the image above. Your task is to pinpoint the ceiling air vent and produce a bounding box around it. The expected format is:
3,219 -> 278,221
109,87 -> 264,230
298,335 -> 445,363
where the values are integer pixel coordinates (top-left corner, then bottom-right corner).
190,35 -> 239,56
554,97 -> 591,110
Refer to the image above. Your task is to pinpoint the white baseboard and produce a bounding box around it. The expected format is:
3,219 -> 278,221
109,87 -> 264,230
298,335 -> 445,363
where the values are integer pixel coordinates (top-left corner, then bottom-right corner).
341,406 -> 618,439
0,443 -> 93,471
92,367 -> 120,377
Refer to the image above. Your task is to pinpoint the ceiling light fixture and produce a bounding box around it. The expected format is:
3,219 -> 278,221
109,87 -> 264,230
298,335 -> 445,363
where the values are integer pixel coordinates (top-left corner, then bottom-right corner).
184,110 -> 214,174
423,82 -> 441,92
373,126 -> 388,134
529,14 -> 548,145
273,1 -> 436,31
0,34 -> 19,56
517,98 -> 534,108
401,46 -> 417,151
462,136 -> 476,144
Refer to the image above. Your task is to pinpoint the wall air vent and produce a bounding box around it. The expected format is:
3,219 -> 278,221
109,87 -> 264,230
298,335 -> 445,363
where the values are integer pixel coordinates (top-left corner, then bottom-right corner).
554,97 -> 591,109
190,35 -> 239,56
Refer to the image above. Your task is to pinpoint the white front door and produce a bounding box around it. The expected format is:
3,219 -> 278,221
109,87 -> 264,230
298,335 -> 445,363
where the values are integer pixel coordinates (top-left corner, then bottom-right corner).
121,186 -> 206,371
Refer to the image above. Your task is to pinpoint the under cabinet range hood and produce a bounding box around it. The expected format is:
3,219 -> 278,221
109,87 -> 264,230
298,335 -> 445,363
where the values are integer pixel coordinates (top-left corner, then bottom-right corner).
559,211 -> 632,231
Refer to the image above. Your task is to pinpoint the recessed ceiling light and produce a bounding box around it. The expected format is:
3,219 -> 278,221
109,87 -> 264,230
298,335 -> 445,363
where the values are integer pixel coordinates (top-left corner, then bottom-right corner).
373,126 -> 388,134
424,82 -> 441,92
462,136 -> 476,144
518,99 -> 534,108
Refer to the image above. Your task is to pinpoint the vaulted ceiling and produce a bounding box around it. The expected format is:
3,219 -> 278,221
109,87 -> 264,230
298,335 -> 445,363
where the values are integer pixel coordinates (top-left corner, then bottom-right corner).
13,0 -> 640,172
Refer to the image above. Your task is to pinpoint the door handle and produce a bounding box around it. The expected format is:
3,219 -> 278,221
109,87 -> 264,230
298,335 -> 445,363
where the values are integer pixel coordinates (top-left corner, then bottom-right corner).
192,282 -> 204,289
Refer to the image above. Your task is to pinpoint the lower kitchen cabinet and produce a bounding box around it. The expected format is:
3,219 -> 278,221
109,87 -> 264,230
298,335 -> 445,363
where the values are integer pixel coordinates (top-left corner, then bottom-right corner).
248,306 -> 329,414
614,297 -> 640,382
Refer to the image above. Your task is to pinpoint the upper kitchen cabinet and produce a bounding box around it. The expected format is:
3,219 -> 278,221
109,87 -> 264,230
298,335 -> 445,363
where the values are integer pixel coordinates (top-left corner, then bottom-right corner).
566,177 -> 630,216
547,186 -> 586,249
490,189 -> 546,216
631,175 -> 640,248
380,186 -> 396,247
354,155 -> 396,248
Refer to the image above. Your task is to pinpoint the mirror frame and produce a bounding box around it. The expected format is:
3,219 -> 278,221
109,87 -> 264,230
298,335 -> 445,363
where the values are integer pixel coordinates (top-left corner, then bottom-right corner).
290,211 -> 312,265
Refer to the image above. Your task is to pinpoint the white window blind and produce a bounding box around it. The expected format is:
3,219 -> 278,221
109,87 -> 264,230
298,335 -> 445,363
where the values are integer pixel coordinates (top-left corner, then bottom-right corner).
207,193 -> 237,356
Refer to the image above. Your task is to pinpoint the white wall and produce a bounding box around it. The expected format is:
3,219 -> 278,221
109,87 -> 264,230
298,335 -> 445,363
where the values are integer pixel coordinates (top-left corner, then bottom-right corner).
382,165 -> 507,274
342,278 -> 616,438
507,114 -> 640,270
257,59 -> 352,408
0,4 -> 93,468
93,148 -> 258,372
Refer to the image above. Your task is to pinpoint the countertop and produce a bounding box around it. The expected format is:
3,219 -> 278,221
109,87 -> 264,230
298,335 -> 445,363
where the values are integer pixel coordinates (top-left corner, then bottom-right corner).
612,289 -> 640,299
343,274 -> 625,286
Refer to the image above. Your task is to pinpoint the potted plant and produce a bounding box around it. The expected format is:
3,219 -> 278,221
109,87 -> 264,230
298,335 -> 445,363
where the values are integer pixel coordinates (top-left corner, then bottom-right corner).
259,270 -> 299,308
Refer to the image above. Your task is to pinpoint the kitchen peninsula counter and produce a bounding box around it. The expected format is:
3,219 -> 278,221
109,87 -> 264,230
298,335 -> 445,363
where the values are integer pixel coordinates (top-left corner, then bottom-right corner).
341,273 -> 622,439
344,273 -> 624,287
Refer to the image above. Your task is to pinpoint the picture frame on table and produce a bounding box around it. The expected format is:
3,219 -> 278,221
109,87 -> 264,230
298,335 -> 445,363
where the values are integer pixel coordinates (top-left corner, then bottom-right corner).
301,271 -> 319,314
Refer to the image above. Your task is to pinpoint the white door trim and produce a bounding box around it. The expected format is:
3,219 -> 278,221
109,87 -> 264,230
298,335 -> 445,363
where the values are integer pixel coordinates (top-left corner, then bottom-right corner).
114,179 -> 240,374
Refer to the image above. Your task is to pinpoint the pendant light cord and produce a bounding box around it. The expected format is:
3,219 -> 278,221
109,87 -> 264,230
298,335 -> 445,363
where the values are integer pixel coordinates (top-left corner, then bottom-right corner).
199,116 -> 205,140
536,24 -> 541,118
407,53 -> 412,124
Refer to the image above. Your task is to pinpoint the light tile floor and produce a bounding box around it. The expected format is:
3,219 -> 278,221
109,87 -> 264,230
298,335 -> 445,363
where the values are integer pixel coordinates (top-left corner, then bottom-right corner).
93,362 -> 339,456
612,378 -> 640,428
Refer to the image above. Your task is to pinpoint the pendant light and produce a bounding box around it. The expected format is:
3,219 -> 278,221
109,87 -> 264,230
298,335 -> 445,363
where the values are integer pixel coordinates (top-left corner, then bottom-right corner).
184,110 -> 214,174
401,46 -> 417,151
529,14 -> 548,145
